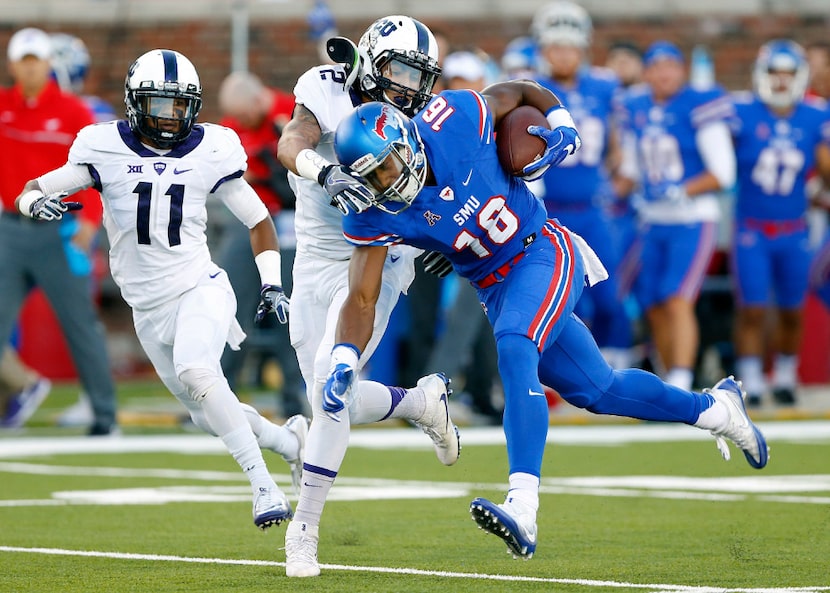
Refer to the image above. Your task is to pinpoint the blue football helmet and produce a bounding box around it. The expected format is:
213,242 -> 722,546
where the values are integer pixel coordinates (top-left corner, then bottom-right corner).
753,39 -> 809,109
50,33 -> 90,94
334,102 -> 427,214
125,49 -> 202,148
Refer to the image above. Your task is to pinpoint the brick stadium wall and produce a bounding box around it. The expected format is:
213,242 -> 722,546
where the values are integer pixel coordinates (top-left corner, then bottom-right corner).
1,15 -> 827,123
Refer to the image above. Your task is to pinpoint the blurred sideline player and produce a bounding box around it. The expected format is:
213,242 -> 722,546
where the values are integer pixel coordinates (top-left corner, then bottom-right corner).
616,41 -> 736,391
49,32 -> 119,428
276,15 -> 460,577
529,1 -> 633,369
330,84 -> 768,560
0,27 -> 116,435
731,40 -> 830,406
14,49 -> 307,531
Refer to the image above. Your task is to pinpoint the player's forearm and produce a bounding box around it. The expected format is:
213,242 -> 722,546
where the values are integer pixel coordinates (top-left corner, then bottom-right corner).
335,296 -> 375,354
484,79 -> 563,121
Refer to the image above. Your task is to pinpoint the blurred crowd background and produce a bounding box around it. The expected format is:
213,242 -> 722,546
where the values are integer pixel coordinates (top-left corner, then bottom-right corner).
2,0 -> 830,429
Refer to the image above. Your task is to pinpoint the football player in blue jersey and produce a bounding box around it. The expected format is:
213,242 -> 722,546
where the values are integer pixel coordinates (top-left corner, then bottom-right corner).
329,80 -> 769,560
616,41 -> 737,392
529,1 -> 633,370
731,40 -> 830,407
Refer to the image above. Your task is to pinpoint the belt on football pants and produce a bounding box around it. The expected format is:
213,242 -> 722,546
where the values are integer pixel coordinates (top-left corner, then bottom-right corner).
743,218 -> 806,238
473,232 -> 536,289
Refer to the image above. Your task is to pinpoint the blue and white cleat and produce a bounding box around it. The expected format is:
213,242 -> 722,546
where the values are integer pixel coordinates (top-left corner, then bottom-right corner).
1,378 -> 51,428
706,376 -> 769,469
414,373 -> 460,466
253,486 -> 293,530
470,497 -> 537,559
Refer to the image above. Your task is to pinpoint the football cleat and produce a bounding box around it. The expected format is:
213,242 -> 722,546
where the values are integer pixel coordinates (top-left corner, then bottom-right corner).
413,373 -> 460,466
281,414 -> 310,496
285,520 -> 320,577
1,378 -> 51,429
706,376 -> 769,469
253,486 -> 292,529
470,497 -> 537,559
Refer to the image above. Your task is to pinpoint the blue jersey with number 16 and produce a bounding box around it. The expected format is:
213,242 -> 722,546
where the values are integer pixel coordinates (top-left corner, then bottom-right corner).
341,90 -> 547,285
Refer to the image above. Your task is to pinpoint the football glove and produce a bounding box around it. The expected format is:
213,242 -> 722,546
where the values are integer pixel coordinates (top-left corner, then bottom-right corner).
521,125 -> 581,181
649,182 -> 688,203
27,191 -> 83,221
422,250 -> 453,278
318,164 -> 374,215
254,284 -> 289,325
322,343 -> 360,421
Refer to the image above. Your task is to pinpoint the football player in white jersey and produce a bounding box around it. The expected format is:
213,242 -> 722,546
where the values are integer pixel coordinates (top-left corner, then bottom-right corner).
277,16 -> 460,577
13,49 -> 308,533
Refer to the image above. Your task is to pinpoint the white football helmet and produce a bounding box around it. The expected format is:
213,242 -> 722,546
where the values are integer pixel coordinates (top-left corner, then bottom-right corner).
753,39 -> 809,109
531,1 -> 593,48
124,49 -> 202,148
357,15 -> 442,116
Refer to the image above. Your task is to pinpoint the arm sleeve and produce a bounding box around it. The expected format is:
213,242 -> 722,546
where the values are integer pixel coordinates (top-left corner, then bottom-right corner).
696,121 -> 736,190
215,177 -> 270,229
36,162 -> 95,196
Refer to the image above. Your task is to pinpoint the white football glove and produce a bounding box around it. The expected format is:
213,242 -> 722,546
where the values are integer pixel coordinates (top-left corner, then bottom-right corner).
322,343 -> 360,421
20,191 -> 82,221
318,164 -> 374,215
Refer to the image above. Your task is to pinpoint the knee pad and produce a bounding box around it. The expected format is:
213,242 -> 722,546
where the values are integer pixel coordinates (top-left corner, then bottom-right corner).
178,367 -> 222,402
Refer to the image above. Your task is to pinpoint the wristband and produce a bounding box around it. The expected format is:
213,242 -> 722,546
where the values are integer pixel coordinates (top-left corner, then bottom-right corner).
296,148 -> 333,185
17,189 -> 44,218
255,250 -> 282,286
545,105 -> 577,130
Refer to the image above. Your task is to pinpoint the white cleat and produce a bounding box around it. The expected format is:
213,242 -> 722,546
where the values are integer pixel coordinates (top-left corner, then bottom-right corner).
470,496 -> 538,559
706,376 -> 769,469
281,414 -> 310,496
285,520 -> 320,577
252,486 -> 292,530
414,373 -> 460,466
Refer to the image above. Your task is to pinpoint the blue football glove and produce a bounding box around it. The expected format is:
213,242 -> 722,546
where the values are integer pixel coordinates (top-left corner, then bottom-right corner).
318,164 -> 375,215
323,363 -> 354,417
322,343 -> 361,421
26,191 -> 83,221
649,181 -> 688,203
254,284 -> 289,325
521,125 -> 582,181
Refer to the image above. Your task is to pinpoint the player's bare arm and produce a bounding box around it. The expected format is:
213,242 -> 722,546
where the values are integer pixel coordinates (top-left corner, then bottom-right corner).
482,79 -> 563,125
249,215 -> 280,256
277,104 -> 323,175
336,245 -> 388,353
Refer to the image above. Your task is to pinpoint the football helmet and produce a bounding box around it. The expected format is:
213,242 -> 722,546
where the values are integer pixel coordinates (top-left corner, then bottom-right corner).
124,49 -> 202,148
531,1 -> 593,48
753,39 -> 808,109
50,33 -> 90,94
357,15 -> 441,116
334,102 -> 427,214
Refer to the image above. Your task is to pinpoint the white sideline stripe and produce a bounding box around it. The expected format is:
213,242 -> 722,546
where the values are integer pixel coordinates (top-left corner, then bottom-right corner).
0,546 -> 827,592
0,420 -> 828,460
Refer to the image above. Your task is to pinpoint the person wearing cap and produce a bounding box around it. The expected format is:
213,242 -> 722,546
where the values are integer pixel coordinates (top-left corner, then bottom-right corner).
616,40 -> 736,391
0,27 -> 118,435
442,50 -> 488,92
528,1 -> 634,371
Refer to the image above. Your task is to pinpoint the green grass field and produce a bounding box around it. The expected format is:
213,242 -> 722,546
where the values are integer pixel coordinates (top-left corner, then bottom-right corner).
1,381 -> 829,592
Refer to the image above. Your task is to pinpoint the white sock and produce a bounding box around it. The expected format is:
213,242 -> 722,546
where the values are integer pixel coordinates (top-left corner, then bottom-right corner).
349,380 -> 426,423
665,367 -> 693,391
221,424 -> 275,492
506,472 -> 540,511
240,402 -> 298,459
736,356 -> 765,396
694,398 -> 729,431
293,467 -> 334,526
772,354 -> 798,389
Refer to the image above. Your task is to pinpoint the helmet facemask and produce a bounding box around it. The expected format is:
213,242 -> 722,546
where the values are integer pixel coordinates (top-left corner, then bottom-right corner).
357,16 -> 441,117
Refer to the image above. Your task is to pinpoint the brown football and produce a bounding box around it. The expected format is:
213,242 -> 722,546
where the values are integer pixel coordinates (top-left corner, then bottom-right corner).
495,105 -> 549,176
